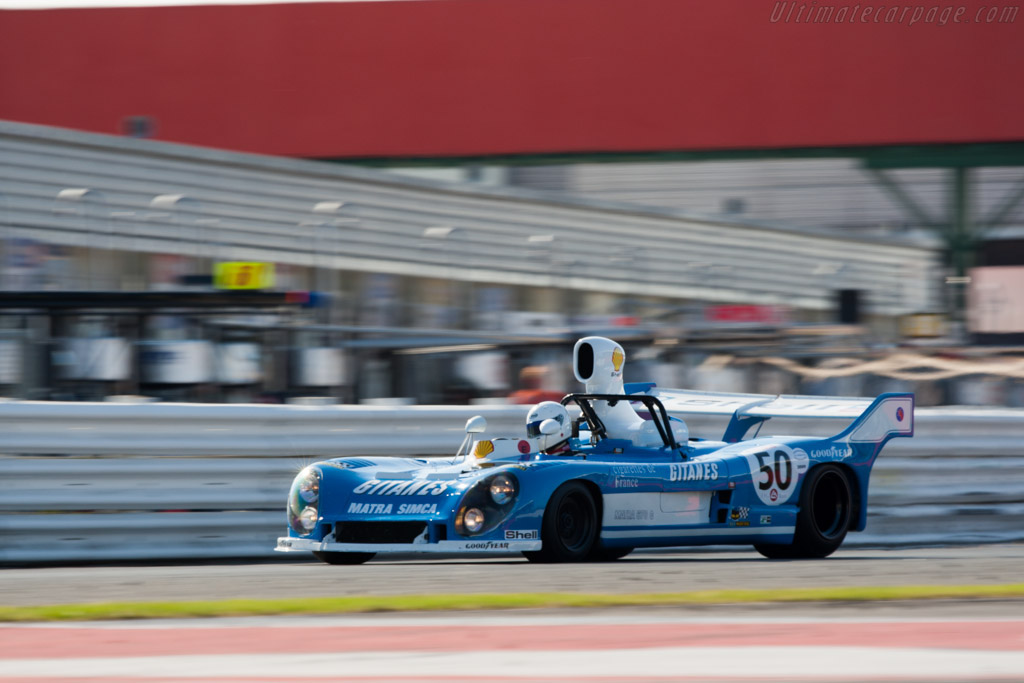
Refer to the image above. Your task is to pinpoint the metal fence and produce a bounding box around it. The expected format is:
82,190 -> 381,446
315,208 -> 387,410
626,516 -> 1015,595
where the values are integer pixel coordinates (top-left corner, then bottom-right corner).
2,401 -> 1022,563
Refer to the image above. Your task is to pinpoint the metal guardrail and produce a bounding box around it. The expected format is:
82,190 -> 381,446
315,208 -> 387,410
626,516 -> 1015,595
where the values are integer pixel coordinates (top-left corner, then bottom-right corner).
1,402 -> 1022,563
0,401 -> 529,457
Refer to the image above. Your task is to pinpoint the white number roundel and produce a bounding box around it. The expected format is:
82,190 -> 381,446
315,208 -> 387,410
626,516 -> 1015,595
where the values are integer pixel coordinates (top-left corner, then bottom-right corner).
742,444 -> 808,505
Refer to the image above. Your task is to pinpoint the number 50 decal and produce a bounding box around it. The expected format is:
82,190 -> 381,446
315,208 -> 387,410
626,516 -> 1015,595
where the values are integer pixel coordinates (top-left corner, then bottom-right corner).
743,445 -> 809,505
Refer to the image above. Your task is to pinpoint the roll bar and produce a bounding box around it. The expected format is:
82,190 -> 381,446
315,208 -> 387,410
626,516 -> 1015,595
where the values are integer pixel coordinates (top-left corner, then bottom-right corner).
560,393 -> 679,451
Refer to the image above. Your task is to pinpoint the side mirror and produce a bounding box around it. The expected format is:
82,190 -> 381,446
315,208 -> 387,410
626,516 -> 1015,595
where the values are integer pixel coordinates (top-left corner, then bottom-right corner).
539,419 -> 561,436
465,416 -> 487,434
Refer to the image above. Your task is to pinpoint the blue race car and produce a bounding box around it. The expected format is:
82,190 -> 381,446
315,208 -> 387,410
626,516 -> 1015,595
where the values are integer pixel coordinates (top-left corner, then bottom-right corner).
276,336 -> 913,563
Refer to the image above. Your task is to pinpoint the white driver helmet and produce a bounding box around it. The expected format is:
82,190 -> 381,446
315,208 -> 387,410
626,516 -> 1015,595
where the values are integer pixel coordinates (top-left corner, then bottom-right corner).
526,401 -> 572,452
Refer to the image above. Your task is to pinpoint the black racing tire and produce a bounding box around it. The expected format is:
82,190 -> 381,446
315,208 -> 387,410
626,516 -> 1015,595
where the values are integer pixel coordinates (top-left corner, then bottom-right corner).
755,464 -> 853,560
587,545 -> 634,562
523,482 -> 598,563
313,551 -> 376,565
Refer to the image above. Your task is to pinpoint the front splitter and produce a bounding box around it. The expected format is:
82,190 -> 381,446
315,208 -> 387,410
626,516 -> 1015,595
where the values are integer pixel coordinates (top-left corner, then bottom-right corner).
276,537 -> 542,554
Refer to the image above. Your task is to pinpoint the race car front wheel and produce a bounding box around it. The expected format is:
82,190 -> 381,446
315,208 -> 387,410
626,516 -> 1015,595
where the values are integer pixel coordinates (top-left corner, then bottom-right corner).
313,551 -> 376,565
755,464 -> 852,560
524,481 -> 597,563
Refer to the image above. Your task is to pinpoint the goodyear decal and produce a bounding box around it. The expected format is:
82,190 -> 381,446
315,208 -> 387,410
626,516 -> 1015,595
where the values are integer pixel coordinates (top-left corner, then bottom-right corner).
810,444 -> 853,460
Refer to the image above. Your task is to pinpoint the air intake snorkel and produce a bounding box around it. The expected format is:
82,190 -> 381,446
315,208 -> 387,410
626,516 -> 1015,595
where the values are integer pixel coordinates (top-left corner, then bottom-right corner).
573,337 -> 647,439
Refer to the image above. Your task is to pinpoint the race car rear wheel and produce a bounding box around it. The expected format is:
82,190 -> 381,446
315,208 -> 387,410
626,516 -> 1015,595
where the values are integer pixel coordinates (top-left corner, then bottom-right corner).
755,464 -> 852,560
313,551 -> 375,565
523,481 -> 597,563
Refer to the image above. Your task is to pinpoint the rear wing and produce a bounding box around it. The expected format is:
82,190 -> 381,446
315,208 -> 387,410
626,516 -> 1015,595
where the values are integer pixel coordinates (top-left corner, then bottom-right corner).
834,393 -> 915,445
629,385 -> 914,445
641,387 -> 873,419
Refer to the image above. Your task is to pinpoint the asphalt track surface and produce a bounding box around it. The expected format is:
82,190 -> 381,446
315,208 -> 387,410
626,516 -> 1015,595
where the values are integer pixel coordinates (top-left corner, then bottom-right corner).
3,545 -> 1024,681
3,543 -> 1023,606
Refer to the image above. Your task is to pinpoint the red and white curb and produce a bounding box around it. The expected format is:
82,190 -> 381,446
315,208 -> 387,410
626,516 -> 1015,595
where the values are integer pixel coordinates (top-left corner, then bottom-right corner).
2,616 -> 1023,681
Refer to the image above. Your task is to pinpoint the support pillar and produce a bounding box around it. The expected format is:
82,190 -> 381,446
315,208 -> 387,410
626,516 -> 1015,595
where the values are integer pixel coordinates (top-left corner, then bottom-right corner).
948,167 -> 972,335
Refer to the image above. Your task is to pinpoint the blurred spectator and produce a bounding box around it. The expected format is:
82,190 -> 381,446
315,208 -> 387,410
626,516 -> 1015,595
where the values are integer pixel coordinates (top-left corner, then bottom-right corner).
509,365 -> 564,404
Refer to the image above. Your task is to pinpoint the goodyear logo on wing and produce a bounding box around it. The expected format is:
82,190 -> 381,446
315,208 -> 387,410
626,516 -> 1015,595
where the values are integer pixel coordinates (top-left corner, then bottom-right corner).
474,440 -> 495,459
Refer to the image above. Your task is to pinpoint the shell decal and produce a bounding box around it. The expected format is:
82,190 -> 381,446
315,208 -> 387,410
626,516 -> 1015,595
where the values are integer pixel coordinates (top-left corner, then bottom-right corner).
611,347 -> 625,372
473,440 -> 495,459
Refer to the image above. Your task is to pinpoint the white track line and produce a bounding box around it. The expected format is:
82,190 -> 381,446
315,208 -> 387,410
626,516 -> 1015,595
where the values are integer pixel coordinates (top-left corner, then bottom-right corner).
3,647 -> 1024,681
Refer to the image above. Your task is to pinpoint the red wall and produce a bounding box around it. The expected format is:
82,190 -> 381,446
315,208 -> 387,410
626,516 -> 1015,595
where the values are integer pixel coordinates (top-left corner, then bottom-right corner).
1,0 -> 1021,158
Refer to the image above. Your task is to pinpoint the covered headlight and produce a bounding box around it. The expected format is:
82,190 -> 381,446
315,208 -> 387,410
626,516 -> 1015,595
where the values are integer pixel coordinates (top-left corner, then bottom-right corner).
489,474 -> 516,505
288,467 -> 322,535
298,469 -> 319,503
456,471 -> 519,537
298,506 -> 318,532
463,508 -> 485,533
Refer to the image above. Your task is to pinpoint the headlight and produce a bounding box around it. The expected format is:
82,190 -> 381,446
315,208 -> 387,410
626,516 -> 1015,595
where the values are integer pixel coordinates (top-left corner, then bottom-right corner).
288,467 -> 322,535
489,474 -> 515,505
298,470 -> 319,503
463,507 -> 485,533
455,471 -> 519,537
298,506 -> 318,531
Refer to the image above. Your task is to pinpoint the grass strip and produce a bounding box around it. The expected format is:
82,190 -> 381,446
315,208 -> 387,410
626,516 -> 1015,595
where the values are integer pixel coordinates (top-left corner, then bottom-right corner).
2,584 -> 1023,622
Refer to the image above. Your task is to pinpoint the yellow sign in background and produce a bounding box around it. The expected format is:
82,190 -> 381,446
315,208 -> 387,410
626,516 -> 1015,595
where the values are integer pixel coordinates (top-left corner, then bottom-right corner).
213,262 -> 275,290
